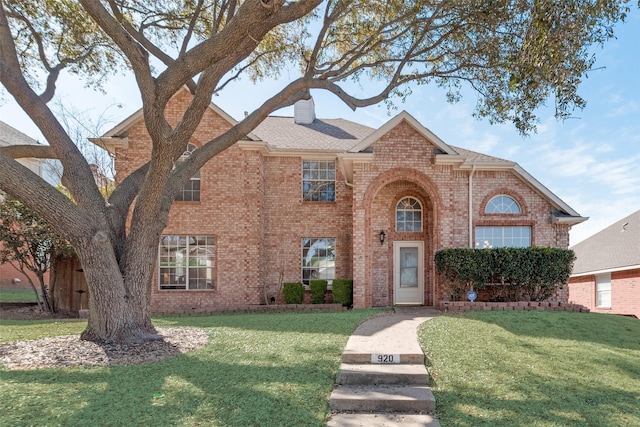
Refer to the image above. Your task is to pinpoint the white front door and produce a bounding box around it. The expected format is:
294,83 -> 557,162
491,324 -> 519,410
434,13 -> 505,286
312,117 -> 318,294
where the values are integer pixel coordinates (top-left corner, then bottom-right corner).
393,241 -> 424,305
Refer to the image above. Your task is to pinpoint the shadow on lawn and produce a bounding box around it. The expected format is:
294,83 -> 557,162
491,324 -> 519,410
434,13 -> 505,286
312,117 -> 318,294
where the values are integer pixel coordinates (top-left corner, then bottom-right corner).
0,352 -> 334,426
154,309 -> 383,335
463,310 -> 640,350
433,381 -> 640,427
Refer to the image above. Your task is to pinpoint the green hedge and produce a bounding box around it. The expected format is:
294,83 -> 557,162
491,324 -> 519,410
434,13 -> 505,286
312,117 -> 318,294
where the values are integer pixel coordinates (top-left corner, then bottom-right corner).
309,280 -> 328,304
282,282 -> 304,304
332,279 -> 353,306
435,247 -> 575,302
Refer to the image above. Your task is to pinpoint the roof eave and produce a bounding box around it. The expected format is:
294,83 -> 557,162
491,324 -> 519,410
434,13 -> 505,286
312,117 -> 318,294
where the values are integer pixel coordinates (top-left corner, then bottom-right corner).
571,264 -> 640,277
88,136 -> 129,154
348,111 -> 458,155
513,164 -> 583,218
553,215 -> 589,226
90,86 -> 259,147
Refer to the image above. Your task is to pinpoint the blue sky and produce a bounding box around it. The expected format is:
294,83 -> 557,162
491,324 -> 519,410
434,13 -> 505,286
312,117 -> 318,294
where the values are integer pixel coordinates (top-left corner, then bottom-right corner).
1,8 -> 638,246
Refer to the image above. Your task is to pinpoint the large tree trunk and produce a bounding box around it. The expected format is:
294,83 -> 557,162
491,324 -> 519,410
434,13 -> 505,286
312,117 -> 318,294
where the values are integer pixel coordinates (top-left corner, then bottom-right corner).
77,237 -> 158,344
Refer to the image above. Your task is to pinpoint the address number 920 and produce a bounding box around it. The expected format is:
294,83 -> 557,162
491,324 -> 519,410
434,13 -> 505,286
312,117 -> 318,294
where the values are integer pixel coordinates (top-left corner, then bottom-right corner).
371,354 -> 400,364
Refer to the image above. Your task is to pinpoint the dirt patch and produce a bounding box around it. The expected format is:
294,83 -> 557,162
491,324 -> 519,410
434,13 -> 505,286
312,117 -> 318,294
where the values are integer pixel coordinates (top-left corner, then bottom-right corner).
0,306 -> 208,370
0,305 -> 75,320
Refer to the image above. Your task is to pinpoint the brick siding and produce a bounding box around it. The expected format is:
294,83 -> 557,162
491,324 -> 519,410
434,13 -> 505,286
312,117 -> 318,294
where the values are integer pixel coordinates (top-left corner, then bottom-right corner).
568,268 -> 640,318
112,95 -> 571,313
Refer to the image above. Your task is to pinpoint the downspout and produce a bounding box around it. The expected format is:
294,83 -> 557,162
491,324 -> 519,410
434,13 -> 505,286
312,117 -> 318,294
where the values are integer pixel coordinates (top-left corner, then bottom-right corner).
468,165 -> 476,248
338,157 -> 354,188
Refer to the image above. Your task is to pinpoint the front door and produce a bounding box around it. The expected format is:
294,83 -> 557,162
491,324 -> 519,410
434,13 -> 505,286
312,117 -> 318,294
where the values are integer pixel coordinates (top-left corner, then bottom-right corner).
393,241 -> 424,305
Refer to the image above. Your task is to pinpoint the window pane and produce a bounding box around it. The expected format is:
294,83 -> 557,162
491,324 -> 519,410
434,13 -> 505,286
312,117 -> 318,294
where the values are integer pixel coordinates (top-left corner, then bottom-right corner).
302,161 -> 336,202
596,273 -> 611,307
399,247 -> 418,288
301,238 -> 336,285
159,235 -> 214,290
486,195 -> 521,214
396,197 -> 422,232
475,226 -> 531,248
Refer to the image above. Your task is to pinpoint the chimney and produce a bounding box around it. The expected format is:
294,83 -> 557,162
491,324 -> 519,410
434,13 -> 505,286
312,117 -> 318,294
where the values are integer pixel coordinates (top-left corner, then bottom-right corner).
294,97 -> 315,125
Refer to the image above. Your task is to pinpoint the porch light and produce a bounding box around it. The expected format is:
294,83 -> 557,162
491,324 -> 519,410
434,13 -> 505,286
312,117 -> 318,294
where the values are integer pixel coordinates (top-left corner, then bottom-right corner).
379,230 -> 386,244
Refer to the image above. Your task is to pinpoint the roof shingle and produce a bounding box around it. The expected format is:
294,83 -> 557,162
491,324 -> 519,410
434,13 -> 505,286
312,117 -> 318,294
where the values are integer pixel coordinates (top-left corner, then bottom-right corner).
571,209 -> 640,275
252,116 -> 374,151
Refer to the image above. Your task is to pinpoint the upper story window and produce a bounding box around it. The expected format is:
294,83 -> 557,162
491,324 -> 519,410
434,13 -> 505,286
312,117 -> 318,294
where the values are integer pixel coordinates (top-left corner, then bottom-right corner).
396,197 -> 422,232
302,160 -> 335,202
175,144 -> 201,202
158,235 -> 214,290
485,195 -> 521,214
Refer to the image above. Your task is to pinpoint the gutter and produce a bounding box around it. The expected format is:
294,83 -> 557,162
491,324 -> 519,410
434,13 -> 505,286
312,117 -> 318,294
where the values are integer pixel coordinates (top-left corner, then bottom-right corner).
469,165 -> 476,248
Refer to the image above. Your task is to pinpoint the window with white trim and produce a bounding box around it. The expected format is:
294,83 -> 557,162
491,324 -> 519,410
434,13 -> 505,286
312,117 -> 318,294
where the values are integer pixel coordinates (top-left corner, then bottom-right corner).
475,226 -> 531,248
175,144 -> 201,202
396,197 -> 422,232
485,195 -> 521,214
301,238 -> 335,286
302,160 -> 336,201
159,235 -> 214,290
596,273 -> 611,308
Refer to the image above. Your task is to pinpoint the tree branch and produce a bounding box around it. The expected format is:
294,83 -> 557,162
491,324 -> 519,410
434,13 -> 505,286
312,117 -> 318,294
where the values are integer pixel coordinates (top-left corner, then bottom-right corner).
0,144 -> 56,159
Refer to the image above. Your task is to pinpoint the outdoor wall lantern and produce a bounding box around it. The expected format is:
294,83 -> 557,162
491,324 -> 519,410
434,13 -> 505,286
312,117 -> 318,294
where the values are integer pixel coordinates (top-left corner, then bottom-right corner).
379,230 -> 386,244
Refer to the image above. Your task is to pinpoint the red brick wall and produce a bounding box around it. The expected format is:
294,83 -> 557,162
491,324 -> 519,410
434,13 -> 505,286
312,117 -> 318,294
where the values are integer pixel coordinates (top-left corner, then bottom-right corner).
261,156 -> 353,301
568,269 -> 640,318
350,121 -> 569,308
0,261 -> 43,290
0,243 -> 50,291
114,98 -> 570,313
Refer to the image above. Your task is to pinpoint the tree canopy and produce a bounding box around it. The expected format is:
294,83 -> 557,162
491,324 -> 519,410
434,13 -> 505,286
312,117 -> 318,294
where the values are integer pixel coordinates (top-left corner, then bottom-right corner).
0,0 -> 632,343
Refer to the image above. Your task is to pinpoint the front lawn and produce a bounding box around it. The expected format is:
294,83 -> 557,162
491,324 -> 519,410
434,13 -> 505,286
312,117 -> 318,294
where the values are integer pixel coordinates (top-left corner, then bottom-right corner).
419,310 -> 640,427
0,309 -> 381,427
0,289 -> 39,303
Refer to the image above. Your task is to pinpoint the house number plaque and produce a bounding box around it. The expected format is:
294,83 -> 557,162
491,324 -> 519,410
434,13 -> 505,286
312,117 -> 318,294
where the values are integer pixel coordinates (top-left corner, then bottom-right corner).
371,354 -> 400,364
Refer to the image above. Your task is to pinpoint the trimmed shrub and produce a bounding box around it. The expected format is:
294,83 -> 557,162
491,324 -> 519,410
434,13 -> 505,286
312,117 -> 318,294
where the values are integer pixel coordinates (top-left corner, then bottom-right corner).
309,280 -> 328,304
435,247 -> 575,302
283,282 -> 304,304
332,279 -> 353,306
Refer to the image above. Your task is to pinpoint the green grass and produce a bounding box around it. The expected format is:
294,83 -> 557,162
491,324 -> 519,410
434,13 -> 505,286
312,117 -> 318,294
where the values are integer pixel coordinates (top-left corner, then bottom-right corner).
0,289 -> 39,302
0,309 -> 382,427
419,311 -> 640,427
0,319 -> 86,342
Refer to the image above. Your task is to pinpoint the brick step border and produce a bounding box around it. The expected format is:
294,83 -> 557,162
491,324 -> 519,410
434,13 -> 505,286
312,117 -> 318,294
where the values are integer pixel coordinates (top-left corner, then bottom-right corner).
439,300 -> 589,313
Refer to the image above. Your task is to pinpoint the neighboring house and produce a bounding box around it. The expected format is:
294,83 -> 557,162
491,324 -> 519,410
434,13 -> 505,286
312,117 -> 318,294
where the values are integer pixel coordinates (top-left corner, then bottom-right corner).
92,89 -> 587,313
0,121 -> 60,187
0,121 -> 59,290
568,210 -> 640,318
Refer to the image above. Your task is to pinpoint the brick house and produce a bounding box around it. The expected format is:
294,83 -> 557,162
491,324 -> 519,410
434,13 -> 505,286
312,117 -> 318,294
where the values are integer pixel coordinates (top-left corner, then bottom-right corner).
0,121 -> 58,291
568,210 -> 640,318
95,89 -> 587,313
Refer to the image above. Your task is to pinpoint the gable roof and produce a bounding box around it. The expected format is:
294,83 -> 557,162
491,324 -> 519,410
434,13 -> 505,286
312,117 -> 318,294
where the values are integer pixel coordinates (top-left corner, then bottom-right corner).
571,209 -> 640,276
91,87 -> 258,152
0,121 -> 39,147
348,110 -> 458,155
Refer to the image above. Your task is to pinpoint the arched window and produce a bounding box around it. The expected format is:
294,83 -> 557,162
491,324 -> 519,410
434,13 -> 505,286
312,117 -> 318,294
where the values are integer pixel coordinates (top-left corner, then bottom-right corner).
396,197 -> 422,232
485,195 -> 521,214
175,144 -> 201,202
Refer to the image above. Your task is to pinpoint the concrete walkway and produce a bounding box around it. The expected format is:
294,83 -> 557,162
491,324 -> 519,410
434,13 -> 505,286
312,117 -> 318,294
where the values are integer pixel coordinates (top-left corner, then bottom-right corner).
327,307 -> 441,427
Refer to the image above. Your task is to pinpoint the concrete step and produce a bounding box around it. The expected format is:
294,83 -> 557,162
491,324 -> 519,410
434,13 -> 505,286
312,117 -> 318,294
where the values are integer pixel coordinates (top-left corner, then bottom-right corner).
327,413 -> 441,427
336,363 -> 429,385
329,385 -> 435,413
342,352 -> 425,364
